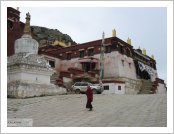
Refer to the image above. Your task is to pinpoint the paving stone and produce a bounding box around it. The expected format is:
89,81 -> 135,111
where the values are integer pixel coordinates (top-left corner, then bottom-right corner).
7,94 -> 167,127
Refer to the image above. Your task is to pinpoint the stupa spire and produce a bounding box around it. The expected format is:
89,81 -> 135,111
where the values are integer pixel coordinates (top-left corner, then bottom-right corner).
23,12 -> 31,35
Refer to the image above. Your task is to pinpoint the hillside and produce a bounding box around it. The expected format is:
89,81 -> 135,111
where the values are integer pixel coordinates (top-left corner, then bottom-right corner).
31,26 -> 76,47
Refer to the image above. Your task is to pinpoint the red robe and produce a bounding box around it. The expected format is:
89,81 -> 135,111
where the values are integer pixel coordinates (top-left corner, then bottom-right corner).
86,86 -> 93,101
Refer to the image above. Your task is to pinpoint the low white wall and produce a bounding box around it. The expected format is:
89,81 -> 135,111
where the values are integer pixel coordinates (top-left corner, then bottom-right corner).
156,83 -> 167,94
102,83 -> 125,94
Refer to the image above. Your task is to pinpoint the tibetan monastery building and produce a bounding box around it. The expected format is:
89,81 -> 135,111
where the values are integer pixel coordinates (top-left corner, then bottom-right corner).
38,31 -> 166,94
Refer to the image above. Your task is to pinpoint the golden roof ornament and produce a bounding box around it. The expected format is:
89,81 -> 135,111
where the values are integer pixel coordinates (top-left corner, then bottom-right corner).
112,29 -> 116,37
23,12 -> 31,35
127,37 -> 131,45
52,40 -> 68,47
142,48 -> 147,55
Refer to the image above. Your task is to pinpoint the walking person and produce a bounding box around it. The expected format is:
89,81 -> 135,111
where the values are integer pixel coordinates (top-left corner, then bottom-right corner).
86,85 -> 93,111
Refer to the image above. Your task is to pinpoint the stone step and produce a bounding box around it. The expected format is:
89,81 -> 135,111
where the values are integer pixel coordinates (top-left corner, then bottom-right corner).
139,80 -> 153,94
50,73 -> 59,84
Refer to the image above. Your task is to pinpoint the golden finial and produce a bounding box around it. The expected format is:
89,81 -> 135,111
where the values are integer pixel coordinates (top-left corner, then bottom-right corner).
127,37 -> 131,45
23,12 -> 31,35
112,29 -> 116,37
151,54 -> 154,59
142,48 -> 146,55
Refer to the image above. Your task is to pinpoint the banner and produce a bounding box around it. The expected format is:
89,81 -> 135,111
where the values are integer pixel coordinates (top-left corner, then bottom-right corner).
138,61 -> 153,75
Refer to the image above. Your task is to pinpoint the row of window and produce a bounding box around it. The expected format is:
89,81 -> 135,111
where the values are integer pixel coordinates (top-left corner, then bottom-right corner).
65,45 -> 132,60
121,60 -> 132,68
105,45 -> 132,57
64,45 -> 155,71
66,48 -> 94,60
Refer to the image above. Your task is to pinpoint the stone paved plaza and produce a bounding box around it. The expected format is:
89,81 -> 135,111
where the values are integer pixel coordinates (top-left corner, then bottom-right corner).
7,94 -> 167,127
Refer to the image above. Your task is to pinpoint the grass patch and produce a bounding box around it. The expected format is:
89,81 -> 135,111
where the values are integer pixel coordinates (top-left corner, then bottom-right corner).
8,107 -> 18,112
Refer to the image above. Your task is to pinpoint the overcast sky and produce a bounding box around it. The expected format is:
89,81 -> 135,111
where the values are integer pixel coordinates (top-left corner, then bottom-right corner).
19,7 -> 167,84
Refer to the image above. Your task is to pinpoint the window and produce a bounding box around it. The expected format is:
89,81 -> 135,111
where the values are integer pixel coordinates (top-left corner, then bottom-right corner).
111,44 -> 117,50
82,62 -> 96,72
105,46 -> 111,53
126,48 -> 131,57
88,48 -> 94,56
104,85 -> 109,90
129,63 -> 131,68
75,82 -> 81,86
120,46 -> 124,54
66,53 -> 71,60
121,60 -> 124,66
49,60 -> 55,68
79,50 -> 84,58
118,86 -> 121,90
81,82 -> 88,86
7,20 -> 13,30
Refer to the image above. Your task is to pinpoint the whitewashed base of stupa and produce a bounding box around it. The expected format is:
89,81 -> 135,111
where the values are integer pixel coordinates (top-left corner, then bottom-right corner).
7,53 -> 67,98
7,81 -> 67,98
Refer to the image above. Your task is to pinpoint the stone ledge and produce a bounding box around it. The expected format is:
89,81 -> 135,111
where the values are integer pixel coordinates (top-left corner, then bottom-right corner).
7,81 -> 67,98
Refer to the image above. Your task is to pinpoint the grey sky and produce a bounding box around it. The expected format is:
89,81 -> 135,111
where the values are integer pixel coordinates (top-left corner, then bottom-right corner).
19,7 -> 167,84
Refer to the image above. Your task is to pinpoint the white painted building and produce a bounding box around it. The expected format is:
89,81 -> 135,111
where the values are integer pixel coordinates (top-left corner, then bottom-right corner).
102,82 -> 125,94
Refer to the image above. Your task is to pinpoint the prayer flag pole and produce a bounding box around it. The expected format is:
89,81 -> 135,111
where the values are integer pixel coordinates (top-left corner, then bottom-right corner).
99,32 -> 105,81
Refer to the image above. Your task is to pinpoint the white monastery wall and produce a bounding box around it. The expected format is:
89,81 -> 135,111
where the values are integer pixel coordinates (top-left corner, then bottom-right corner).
156,83 -> 167,94
54,51 -> 137,81
101,51 -> 136,79
102,83 -> 125,94
59,58 -> 82,71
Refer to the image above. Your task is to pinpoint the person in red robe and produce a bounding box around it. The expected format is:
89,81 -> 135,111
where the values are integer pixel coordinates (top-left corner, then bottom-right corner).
86,85 -> 93,111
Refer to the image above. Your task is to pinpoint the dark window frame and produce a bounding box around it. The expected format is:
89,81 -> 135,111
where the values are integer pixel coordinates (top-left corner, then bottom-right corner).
129,63 -> 131,68
105,45 -> 111,53
66,53 -> 71,60
121,60 -> 124,66
49,60 -> 55,68
118,86 -> 121,90
104,85 -> 109,90
79,50 -> 85,58
88,48 -> 94,56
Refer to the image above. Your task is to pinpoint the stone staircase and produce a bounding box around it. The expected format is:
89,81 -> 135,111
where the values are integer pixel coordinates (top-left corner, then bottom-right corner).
138,80 -> 153,94
50,72 -> 59,84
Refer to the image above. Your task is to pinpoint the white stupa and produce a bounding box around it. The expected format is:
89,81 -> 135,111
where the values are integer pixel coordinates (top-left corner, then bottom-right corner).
7,12 -> 66,98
